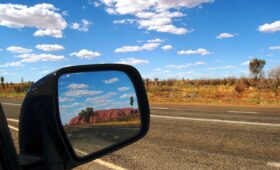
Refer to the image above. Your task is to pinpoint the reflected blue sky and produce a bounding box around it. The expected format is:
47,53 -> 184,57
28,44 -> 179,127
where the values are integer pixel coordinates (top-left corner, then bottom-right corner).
58,71 -> 138,124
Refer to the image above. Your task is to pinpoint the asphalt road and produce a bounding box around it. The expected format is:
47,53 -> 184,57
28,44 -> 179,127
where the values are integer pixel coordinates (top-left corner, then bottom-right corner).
65,125 -> 140,156
1,99 -> 280,169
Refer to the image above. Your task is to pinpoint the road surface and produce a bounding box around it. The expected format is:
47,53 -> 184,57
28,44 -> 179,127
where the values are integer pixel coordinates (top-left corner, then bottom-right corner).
1,98 -> 280,169
65,125 -> 140,156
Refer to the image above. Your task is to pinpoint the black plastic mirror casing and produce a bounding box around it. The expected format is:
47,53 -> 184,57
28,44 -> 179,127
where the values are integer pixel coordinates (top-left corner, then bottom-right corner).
18,64 -> 150,170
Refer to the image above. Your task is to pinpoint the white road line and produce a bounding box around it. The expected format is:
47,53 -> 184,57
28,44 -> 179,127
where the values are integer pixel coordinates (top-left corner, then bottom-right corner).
150,107 -> 169,110
8,124 -> 19,131
1,102 -> 21,106
94,159 -> 127,170
267,162 -> 280,168
1,102 -> 264,115
7,118 -> 19,123
75,149 -> 127,170
151,115 -> 280,127
150,107 -> 197,111
8,122 -> 127,170
228,111 -> 259,114
150,107 -> 195,111
151,107 -> 261,114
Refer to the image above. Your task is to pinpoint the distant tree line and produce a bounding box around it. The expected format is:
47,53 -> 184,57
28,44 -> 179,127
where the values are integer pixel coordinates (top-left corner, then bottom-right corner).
144,58 -> 280,96
0,76 -> 33,93
1,58 -> 280,96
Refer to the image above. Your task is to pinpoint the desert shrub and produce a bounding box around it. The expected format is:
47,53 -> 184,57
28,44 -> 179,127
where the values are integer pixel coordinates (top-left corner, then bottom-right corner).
257,78 -> 272,90
269,65 -> 280,95
240,78 -> 250,88
234,81 -> 246,93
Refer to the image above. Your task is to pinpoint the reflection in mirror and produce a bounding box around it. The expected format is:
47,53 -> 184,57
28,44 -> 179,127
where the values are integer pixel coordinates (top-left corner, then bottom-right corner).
58,71 -> 141,157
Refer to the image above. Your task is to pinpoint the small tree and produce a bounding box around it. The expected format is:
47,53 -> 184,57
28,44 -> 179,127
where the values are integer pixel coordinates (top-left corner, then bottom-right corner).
130,96 -> 134,109
0,76 -> 4,88
145,78 -> 150,87
154,78 -> 159,86
78,107 -> 94,123
269,65 -> 280,96
249,58 -> 266,80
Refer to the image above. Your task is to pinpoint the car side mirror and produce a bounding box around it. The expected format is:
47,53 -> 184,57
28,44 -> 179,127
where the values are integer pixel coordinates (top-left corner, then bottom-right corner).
18,64 -> 150,170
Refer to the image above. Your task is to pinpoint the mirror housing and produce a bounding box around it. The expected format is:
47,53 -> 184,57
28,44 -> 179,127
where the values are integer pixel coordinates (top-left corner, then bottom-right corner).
18,64 -> 150,170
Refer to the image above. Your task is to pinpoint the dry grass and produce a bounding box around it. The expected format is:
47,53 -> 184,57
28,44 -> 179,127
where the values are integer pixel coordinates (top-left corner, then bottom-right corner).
0,83 -> 31,98
145,78 -> 280,106
1,78 -> 279,106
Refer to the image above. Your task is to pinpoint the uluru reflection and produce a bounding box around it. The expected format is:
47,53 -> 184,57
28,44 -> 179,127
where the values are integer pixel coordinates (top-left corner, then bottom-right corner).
58,71 -> 141,157
68,107 -> 140,125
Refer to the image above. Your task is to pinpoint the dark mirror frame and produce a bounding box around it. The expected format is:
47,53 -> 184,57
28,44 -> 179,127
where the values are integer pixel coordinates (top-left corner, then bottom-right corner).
54,64 -> 150,163
19,64 -> 150,169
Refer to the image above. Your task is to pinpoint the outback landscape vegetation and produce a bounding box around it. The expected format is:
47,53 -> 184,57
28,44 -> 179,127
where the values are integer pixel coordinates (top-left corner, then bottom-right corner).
1,59 -> 280,106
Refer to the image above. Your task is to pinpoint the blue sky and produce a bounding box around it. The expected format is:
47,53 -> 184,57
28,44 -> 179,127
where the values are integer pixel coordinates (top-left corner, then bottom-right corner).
0,0 -> 280,82
58,71 -> 138,124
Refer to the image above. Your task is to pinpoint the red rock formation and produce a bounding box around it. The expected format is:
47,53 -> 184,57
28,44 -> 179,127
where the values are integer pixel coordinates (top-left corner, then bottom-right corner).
69,108 -> 139,125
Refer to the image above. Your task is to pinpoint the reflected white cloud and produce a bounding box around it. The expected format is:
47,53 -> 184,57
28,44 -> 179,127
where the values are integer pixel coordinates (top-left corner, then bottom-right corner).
65,89 -> 103,97
118,87 -> 130,91
67,83 -> 89,89
104,77 -> 119,84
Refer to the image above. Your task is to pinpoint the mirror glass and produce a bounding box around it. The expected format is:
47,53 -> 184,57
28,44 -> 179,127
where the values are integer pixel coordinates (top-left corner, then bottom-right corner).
57,71 -> 141,157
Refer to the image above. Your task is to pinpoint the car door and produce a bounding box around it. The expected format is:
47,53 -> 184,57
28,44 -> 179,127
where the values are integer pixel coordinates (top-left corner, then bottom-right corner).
0,104 -> 21,170
0,139 -> 7,170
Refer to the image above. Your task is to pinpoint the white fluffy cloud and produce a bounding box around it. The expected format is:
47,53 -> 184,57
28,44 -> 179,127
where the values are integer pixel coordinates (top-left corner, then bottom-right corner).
104,77 -> 119,84
86,93 -> 116,103
59,97 -> 74,103
120,93 -> 135,99
0,61 -> 24,67
113,19 -> 136,24
115,43 -> 160,53
85,92 -> 117,108
116,58 -> 149,65
139,20 -> 188,34
0,3 -> 67,38
216,33 -> 235,39
71,19 -> 91,32
101,0 -> 213,34
269,45 -> 280,50
165,61 -> 206,69
60,102 -> 85,109
241,61 -> 250,65
6,46 -> 32,53
33,29 -> 63,38
161,45 -> 173,51
65,89 -> 103,97
18,53 -> 65,63
36,44 -> 64,51
136,13 -> 188,34
70,49 -> 101,59
101,0 -> 213,14
147,38 -> 164,43
118,87 -> 130,91
67,83 -> 89,89
177,48 -> 212,55
258,20 -> 280,33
